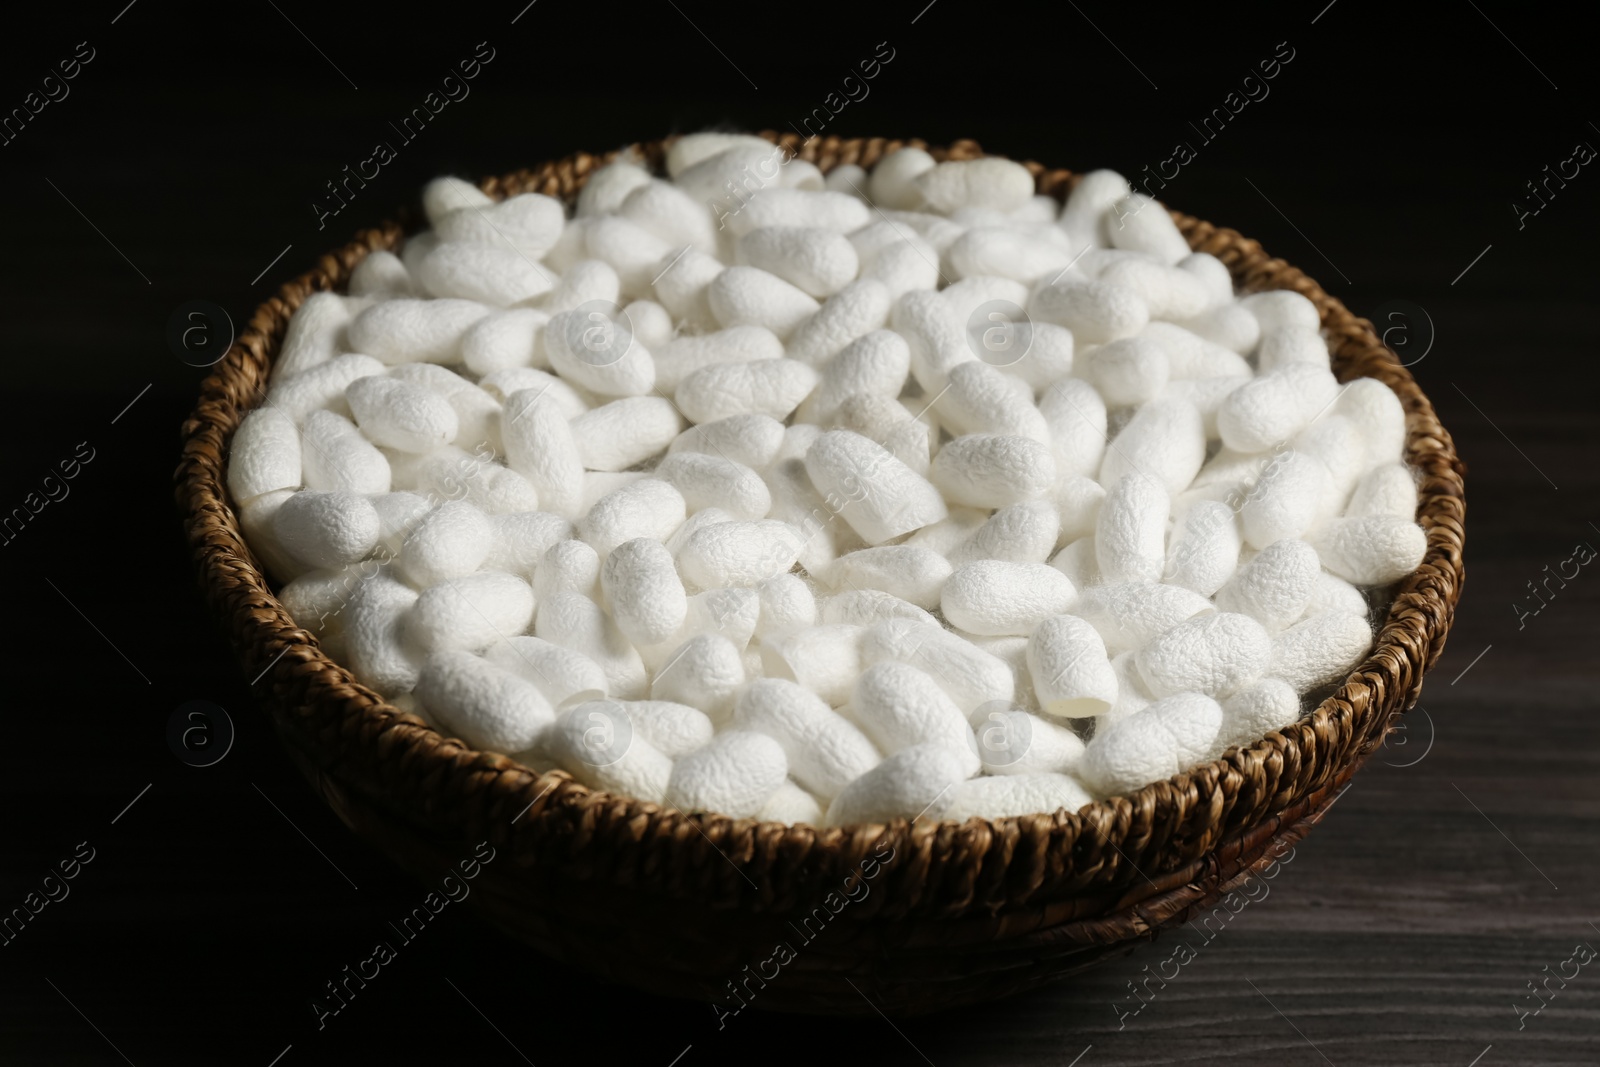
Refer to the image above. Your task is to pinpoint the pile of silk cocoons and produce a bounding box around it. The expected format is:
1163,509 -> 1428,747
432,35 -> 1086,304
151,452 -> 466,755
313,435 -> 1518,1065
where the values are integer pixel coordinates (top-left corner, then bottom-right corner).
230,132 -> 1427,828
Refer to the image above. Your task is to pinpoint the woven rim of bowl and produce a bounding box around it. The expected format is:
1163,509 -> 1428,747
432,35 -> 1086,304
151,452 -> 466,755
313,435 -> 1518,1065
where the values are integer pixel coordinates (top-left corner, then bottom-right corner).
175,133 -> 1465,921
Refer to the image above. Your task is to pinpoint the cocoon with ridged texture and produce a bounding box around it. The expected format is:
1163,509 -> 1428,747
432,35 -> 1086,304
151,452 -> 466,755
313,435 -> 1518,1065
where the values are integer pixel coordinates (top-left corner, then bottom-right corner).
828,545 -> 952,610
1134,612 -> 1271,698
405,571 -> 534,656
931,434 -> 1057,509
801,330 -> 911,424
1178,302 -> 1260,355
733,678 -> 881,800
546,700 -> 672,803
1102,650 -> 1154,728
652,326 -> 783,395
601,538 -> 687,647
484,635 -> 609,708
860,618 -> 1016,712
476,367 -> 586,418
759,781 -> 824,824
542,306 -> 655,398
804,430 -> 947,544
867,146 -> 935,209
344,574 -> 422,698
301,411 -> 391,495
673,143 -> 787,205
851,662 -> 981,776
667,412 -> 786,470
946,773 -> 1093,821
1302,570 -> 1370,620
396,500 -> 492,588
891,289 -> 973,395
860,232 -> 942,302
622,700 -> 715,759
228,408 -> 302,503
1028,278 -> 1149,344
1141,322 -> 1252,379
1214,678 -> 1301,755
584,217 -> 673,296
1164,499 -> 1241,596
783,280 -> 893,369
416,650 -> 554,753
676,359 -> 819,424
1084,336 -> 1171,408
676,519 -> 801,589
421,177 -> 492,225
535,591 -> 647,698
1058,169 -> 1130,249
1240,449 -> 1334,550
435,192 -> 565,258
1096,474 -> 1169,584
348,299 -> 491,364
1293,415 -> 1367,507
1346,462 -> 1418,519
651,246 -> 723,332
942,561 -> 1077,637
271,354 -> 386,425
1256,325 -> 1330,372
947,229 -> 1072,285
1335,377 -> 1408,470
502,388 -> 585,518
272,490 -> 380,570
1099,396 -> 1206,496
968,703 -> 1086,776
949,500 -> 1062,567
461,308 -> 548,375
650,632 -> 746,720
760,624 -> 863,708
820,589 -> 935,629
579,160 -> 652,216
1105,193 -> 1191,264
1027,614 -> 1118,719
1314,515 -> 1428,585
1039,377 -> 1108,480
1214,538 -> 1320,630
1078,692 -> 1224,797
532,539 -> 600,600
915,158 -> 1035,214
653,452 -> 771,521
275,292 -> 354,379
579,478 -> 686,557
568,398 -> 680,473
936,361 -> 1051,443
1069,580 -> 1215,655
755,573 -> 816,640
707,266 -> 820,339
825,743 -> 965,827
1159,232 -> 1230,282
1217,363 -> 1340,454
1269,611 -> 1372,692
418,243 -> 554,307
1239,289 -> 1320,333
239,491 -> 309,583
666,731 -> 788,818
619,179 -> 719,256
665,133 -> 772,177
736,226 -> 859,298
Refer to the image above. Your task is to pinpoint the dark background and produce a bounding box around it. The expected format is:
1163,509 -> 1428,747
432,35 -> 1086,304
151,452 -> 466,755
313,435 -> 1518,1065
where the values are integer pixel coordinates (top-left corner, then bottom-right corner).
2,1 -> 1597,1063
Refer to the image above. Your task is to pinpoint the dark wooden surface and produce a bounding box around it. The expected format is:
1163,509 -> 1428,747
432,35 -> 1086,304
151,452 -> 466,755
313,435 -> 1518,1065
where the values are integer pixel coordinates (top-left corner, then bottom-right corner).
3,2 -> 1597,1063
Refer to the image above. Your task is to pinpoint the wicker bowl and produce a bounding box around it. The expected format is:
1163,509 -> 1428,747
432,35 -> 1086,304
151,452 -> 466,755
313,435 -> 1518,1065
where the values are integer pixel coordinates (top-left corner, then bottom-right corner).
176,134 -> 1466,1016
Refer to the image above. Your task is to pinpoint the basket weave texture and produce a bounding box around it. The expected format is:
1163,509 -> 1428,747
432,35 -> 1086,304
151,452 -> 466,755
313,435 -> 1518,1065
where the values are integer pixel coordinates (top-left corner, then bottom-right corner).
175,134 -> 1466,1015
